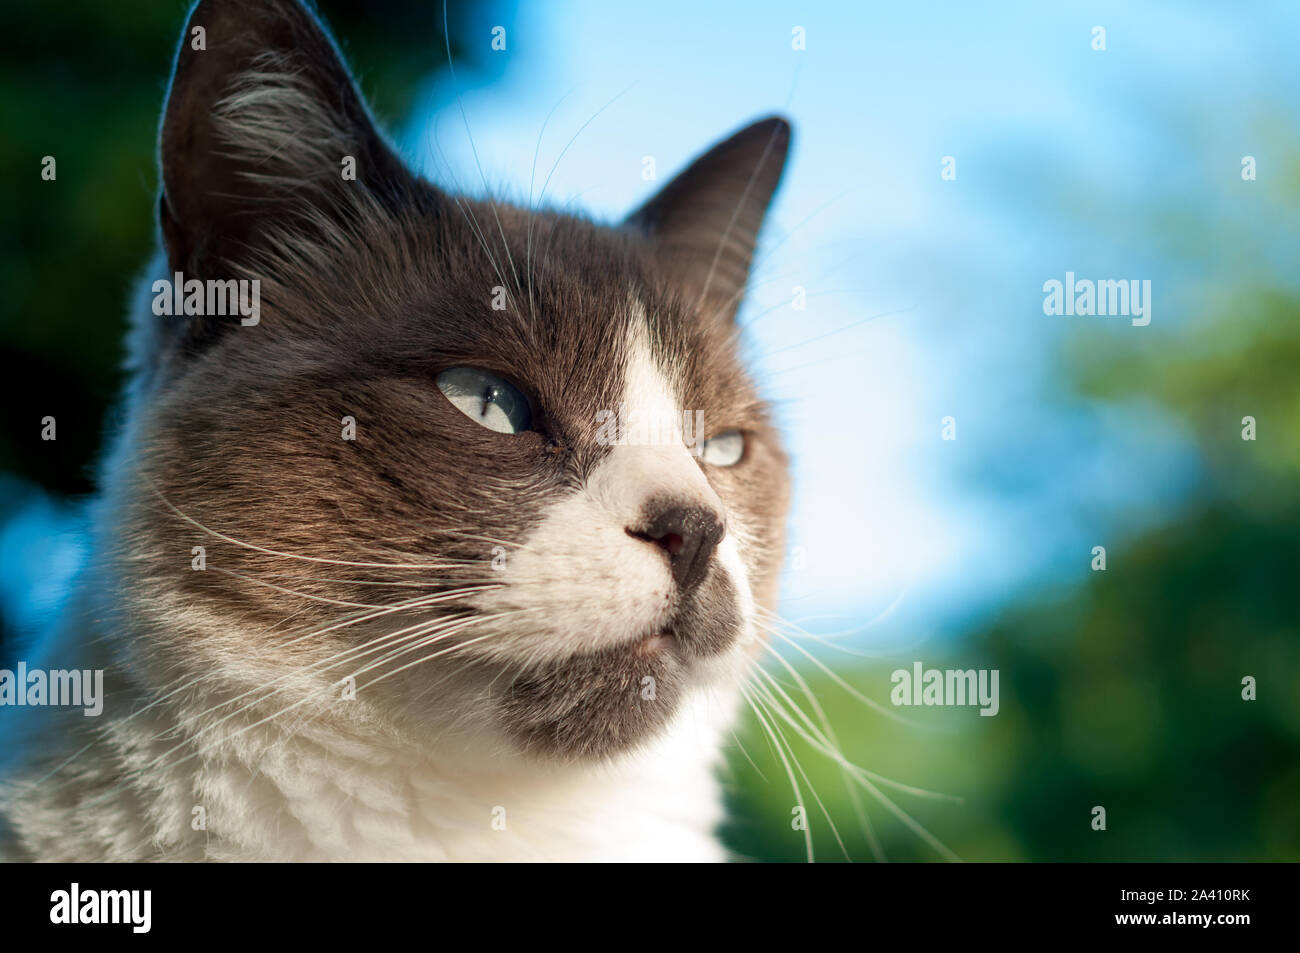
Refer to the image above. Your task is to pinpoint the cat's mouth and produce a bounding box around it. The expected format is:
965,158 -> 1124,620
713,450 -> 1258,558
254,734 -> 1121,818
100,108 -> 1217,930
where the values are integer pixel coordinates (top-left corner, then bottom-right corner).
498,633 -> 691,761
496,573 -> 746,760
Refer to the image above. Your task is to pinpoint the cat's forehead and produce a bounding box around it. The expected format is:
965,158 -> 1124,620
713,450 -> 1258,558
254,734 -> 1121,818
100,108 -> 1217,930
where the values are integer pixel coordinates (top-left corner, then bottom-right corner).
416,206 -> 743,408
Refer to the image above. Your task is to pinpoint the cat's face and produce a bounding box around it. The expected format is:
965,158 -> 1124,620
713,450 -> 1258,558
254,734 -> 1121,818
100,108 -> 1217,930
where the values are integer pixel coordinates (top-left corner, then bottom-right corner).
119,0 -> 790,761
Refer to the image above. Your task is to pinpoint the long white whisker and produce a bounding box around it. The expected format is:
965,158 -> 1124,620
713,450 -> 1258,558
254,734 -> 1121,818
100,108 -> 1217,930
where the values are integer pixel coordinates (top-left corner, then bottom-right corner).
747,657 -> 963,862
147,483 -> 469,570
747,679 -> 851,861
739,683 -> 814,863
758,642 -> 883,860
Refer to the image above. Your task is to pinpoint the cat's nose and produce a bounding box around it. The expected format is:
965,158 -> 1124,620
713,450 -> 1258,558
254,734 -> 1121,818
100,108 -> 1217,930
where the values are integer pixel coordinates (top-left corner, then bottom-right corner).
629,503 -> 725,591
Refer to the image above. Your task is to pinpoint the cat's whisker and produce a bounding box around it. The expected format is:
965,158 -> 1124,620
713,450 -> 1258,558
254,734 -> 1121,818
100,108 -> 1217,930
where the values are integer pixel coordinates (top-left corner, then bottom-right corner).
197,608 -> 545,770
141,607 -> 486,738
532,82 -> 636,231
432,148 -> 514,297
700,226 -> 867,335
726,724 -> 771,786
733,287 -> 882,348
738,683 -> 815,863
237,612 -> 530,754
146,483 -> 486,571
440,0 -> 524,302
421,105 -> 519,306
386,528 -> 543,556
350,609 -> 542,687
215,601 -> 543,739
743,648 -> 964,862
755,640 -> 884,860
54,588 -> 496,775
263,605 -> 548,774
75,613 -> 505,804
525,84 -> 580,325
755,306 -> 917,362
745,676 -> 852,862
746,681 -> 943,865
277,574 -> 503,589
753,650 -> 960,803
754,603 -> 916,658
731,192 -> 864,330
755,621 -> 928,728
339,611 -> 500,679
530,186 -> 606,281
205,566 -> 463,609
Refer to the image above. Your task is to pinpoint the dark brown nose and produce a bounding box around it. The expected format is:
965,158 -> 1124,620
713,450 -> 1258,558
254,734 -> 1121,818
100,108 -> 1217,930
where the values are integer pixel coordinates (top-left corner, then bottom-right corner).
629,503 -> 726,591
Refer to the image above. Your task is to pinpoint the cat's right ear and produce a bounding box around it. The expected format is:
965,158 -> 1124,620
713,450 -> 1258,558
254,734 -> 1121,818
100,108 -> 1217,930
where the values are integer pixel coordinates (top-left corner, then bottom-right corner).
158,0 -> 412,277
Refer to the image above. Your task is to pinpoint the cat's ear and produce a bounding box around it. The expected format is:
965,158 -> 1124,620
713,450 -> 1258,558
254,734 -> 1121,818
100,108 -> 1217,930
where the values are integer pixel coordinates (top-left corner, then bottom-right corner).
158,0 -> 412,276
626,116 -> 791,322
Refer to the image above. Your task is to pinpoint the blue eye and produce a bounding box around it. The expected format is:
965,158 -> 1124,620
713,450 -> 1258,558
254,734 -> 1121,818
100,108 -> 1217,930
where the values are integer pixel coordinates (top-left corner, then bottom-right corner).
436,367 -> 532,434
700,429 -> 745,466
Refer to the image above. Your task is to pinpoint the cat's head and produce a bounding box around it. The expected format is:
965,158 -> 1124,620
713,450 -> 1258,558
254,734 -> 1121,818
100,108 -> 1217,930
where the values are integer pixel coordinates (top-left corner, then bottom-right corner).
119,0 -> 791,762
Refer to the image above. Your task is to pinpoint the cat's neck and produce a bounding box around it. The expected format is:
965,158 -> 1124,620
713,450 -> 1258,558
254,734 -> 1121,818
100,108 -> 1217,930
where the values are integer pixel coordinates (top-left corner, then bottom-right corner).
5,590 -> 735,861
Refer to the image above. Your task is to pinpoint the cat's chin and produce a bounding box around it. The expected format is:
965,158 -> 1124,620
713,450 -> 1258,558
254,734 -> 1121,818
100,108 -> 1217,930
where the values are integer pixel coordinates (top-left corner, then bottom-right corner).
481,552 -> 749,760
497,603 -> 745,761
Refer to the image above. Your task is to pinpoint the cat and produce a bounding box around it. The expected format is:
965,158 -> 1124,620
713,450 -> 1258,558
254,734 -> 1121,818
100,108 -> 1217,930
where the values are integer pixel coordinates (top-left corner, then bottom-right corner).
0,0 -> 791,861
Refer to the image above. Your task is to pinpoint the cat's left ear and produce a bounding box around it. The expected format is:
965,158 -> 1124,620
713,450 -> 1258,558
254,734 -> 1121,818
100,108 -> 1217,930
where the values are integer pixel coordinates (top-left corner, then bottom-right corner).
625,116 -> 791,322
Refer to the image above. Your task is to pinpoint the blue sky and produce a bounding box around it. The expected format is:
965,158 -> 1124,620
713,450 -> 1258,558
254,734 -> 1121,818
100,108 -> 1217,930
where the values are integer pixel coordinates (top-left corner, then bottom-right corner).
401,0 -> 1300,647
5,1 -> 1294,647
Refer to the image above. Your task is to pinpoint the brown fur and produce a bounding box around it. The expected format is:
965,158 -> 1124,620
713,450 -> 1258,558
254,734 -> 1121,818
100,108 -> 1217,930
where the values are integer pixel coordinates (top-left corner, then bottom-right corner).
126,0 -> 792,760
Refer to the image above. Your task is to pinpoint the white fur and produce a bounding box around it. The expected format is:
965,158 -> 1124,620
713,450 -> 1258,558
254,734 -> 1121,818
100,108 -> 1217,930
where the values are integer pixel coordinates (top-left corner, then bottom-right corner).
1,618 -> 736,861
0,305 -> 754,863
474,322 -> 731,662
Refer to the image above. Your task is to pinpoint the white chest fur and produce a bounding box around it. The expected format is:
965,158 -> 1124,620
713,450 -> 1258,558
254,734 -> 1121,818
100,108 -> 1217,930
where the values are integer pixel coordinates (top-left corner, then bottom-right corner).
1,652 -> 737,862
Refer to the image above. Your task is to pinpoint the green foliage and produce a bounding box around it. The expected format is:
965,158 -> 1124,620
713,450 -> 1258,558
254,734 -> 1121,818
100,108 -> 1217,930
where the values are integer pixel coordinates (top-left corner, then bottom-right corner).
722,167 -> 1300,862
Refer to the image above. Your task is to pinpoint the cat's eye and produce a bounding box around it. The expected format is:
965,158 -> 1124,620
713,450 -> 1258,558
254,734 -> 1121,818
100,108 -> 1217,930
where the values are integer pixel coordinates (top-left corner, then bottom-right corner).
700,429 -> 745,467
436,366 -> 532,434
